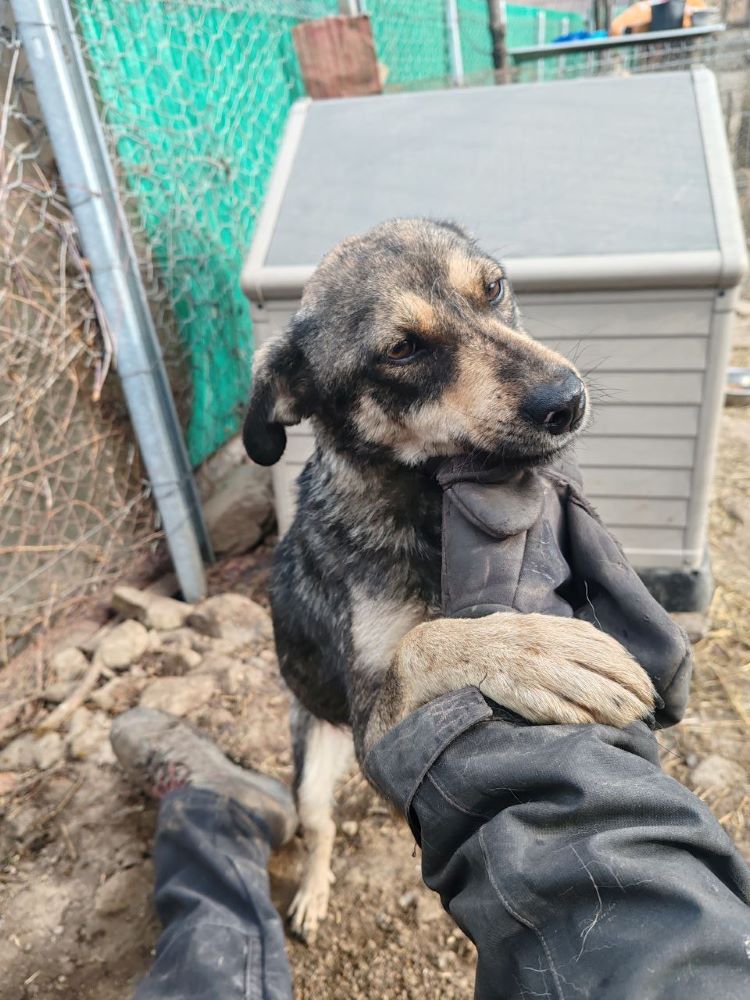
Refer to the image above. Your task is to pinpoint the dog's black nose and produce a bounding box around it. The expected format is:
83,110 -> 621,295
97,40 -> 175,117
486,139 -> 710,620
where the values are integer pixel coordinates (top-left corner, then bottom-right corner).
523,372 -> 586,436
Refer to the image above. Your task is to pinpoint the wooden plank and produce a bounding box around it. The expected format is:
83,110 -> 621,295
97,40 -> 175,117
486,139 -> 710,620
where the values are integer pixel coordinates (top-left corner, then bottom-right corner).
608,525 -> 686,549
582,467 -> 692,498
593,497 -> 688,528
577,435 -> 695,468
521,296 -> 714,338
592,371 -> 704,403
543,337 -> 707,371
588,404 -> 699,436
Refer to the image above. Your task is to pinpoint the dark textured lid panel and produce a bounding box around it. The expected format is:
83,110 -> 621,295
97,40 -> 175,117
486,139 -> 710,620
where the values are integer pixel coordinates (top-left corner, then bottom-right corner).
265,72 -> 718,267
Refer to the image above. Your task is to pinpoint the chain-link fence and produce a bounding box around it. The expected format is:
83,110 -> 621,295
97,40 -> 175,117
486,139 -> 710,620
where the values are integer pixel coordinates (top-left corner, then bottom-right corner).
2,0 -> 749,656
0,13 -> 160,659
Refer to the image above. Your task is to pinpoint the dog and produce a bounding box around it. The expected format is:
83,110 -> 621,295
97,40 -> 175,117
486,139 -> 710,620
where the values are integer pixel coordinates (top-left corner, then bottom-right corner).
243,218 -> 655,941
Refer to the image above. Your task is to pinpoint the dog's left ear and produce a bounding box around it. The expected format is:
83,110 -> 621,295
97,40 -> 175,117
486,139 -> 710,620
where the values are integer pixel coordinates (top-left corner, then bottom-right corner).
243,330 -> 313,466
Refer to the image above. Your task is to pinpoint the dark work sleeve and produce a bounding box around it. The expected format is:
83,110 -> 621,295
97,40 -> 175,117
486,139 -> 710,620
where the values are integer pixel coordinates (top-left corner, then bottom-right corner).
365,687 -> 750,1000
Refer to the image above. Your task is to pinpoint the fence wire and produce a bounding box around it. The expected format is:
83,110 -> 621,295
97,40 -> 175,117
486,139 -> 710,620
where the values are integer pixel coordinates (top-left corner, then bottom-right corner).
1,0 -> 749,656
0,17 -> 161,658
72,0 -> 337,465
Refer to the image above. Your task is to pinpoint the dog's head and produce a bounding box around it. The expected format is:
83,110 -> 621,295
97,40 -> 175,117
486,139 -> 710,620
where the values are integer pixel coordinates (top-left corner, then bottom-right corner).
244,219 -> 588,468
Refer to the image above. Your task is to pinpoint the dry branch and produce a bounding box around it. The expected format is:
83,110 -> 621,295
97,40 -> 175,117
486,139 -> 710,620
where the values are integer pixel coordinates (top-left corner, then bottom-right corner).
36,657 -> 102,732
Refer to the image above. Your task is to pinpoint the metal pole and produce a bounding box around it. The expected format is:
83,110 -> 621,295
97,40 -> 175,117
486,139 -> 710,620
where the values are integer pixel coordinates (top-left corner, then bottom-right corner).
445,0 -> 464,85
11,0 -> 212,602
487,0 -> 510,83
537,10 -> 546,79
560,16 -> 570,76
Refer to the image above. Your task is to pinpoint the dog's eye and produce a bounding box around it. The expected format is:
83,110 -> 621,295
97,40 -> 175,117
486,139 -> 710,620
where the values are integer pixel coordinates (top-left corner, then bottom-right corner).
385,338 -> 418,362
486,278 -> 505,304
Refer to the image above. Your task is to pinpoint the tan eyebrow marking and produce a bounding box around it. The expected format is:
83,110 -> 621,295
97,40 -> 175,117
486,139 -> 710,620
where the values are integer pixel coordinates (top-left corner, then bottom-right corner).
447,253 -> 485,298
392,291 -> 437,332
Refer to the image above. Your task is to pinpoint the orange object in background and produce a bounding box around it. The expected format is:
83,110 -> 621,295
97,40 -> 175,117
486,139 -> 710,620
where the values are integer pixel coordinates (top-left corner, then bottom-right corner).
610,0 -> 707,34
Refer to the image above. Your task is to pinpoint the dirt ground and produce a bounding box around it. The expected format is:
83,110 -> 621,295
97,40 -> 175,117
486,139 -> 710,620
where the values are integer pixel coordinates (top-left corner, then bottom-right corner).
2,314 -> 750,1000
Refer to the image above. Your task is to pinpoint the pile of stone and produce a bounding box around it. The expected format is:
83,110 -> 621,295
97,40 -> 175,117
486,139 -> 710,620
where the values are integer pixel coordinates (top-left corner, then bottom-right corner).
0,588 -> 277,776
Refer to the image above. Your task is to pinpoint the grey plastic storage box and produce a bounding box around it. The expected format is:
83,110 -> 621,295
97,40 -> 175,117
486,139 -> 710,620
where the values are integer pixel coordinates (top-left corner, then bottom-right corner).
241,68 -> 747,610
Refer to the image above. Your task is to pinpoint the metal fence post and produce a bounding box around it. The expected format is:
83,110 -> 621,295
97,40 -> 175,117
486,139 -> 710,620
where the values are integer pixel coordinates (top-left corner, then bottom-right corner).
536,9 -> 546,79
11,0 -> 212,602
445,0 -> 465,85
487,0 -> 510,83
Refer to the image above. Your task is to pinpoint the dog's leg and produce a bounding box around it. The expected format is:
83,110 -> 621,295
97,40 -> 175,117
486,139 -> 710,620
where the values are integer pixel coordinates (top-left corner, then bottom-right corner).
288,700 -> 353,943
365,612 -> 657,750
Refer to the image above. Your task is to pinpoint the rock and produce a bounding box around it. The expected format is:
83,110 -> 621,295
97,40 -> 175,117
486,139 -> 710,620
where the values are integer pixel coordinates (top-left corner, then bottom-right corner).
41,682 -> 75,704
145,572 -> 179,598
198,636 -> 248,657
160,648 -> 203,676
34,732 -> 63,769
0,731 -> 64,771
97,620 -> 150,669
0,734 -> 36,771
67,708 -> 114,764
202,462 -> 273,556
671,611 -> 709,644
187,593 -> 273,649
398,890 -> 417,911
691,754 -> 747,789
91,675 -> 147,714
196,655 -> 264,695
78,623 -> 114,656
49,647 -> 89,683
341,820 -> 359,838
112,585 -> 193,631
196,433 -> 248,499
94,865 -> 151,916
416,892 -> 446,927
0,772 -> 19,796
435,950 -> 456,971
375,911 -> 394,932
144,629 -> 162,653
158,627 -> 204,650
140,674 -> 218,716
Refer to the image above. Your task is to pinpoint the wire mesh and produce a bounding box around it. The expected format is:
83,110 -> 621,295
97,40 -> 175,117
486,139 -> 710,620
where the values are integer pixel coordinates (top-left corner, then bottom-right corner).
70,0 -> 338,465
0,16 -> 160,658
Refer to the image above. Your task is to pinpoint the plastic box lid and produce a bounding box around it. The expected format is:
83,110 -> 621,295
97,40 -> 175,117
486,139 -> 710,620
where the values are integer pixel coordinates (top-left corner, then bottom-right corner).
242,68 -> 747,300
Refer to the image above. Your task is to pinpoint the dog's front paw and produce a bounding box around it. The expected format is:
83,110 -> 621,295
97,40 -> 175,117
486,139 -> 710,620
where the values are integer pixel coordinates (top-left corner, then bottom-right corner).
365,613 -> 655,749
288,867 -> 332,943
480,613 -> 656,728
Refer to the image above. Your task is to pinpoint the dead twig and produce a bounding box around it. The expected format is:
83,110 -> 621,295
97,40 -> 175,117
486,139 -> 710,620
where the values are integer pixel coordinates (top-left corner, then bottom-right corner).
0,689 -> 46,716
36,657 -> 102,733
0,721 -> 36,747
59,821 -> 78,862
706,658 -> 750,736
21,775 -> 83,847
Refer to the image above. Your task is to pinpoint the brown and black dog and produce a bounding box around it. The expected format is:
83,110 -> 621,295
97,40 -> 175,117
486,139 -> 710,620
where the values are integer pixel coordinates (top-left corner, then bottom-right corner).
243,219 -> 654,941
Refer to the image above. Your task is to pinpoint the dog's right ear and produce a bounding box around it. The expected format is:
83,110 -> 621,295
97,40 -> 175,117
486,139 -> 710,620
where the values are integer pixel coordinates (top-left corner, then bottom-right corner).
243,328 -> 313,466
